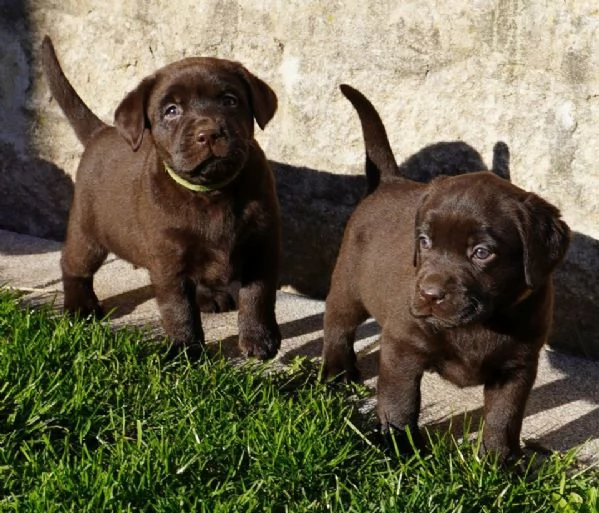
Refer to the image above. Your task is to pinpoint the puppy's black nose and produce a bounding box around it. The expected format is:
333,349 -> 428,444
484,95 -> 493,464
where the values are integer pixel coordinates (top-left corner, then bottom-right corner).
419,284 -> 446,303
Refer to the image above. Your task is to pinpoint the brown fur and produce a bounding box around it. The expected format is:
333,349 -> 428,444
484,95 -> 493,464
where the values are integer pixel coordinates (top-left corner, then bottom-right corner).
41,36 -> 281,358
322,85 -> 571,461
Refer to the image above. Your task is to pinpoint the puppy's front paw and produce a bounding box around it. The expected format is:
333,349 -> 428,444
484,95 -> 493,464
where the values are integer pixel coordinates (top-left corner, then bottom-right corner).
376,424 -> 425,457
64,301 -> 104,320
480,438 -> 524,468
165,342 -> 205,362
320,354 -> 361,383
320,361 -> 361,383
63,276 -> 104,319
239,323 -> 281,360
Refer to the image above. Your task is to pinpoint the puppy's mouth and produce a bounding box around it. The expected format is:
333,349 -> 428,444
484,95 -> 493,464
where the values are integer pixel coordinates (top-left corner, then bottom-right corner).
168,143 -> 248,189
181,156 -> 225,181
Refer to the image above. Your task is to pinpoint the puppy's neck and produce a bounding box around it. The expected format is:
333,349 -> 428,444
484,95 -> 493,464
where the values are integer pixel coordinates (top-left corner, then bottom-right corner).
163,162 -> 239,192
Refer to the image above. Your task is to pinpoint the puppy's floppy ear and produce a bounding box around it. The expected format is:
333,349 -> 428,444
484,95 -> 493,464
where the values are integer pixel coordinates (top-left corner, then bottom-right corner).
114,75 -> 156,151
515,193 -> 570,288
237,66 -> 277,130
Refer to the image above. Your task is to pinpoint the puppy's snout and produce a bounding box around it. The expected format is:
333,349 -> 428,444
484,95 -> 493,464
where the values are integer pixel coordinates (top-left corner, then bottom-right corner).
196,124 -> 229,158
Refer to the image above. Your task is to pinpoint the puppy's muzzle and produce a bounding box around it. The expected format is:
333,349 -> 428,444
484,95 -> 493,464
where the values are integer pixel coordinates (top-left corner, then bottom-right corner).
411,273 -> 485,327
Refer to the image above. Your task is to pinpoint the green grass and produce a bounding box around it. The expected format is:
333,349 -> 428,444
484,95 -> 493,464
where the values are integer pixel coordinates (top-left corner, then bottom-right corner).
0,289 -> 596,512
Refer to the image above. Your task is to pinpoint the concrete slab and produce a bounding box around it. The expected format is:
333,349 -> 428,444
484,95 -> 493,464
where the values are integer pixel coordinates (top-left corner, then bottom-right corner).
1,228 -> 597,464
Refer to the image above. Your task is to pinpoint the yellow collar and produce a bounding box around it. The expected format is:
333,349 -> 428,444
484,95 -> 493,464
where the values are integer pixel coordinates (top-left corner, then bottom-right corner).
512,287 -> 533,307
164,162 -> 239,192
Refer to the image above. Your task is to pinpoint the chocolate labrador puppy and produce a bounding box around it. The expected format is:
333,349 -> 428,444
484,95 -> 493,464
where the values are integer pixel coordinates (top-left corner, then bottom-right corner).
41,36 -> 281,358
322,85 -> 570,461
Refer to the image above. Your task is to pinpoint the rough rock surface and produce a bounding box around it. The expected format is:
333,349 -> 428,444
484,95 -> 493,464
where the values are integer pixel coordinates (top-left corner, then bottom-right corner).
1,1 -> 597,356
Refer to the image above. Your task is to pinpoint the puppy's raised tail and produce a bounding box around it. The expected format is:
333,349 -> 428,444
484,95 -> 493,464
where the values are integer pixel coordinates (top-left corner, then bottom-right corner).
41,36 -> 106,146
339,84 -> 399,194
492,141 -> 511,181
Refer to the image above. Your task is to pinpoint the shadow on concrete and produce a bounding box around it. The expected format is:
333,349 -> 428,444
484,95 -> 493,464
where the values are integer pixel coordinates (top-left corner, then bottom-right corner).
279,316 -> 380,362
424,349 -> 599,455
103,284 -> 155,319
525,350 -> 599,451
0,226 -> 62,256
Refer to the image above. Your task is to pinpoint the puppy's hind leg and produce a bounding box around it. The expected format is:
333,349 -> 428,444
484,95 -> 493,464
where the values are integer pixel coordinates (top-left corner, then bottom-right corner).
61,232 -> 107,318
322,286 -> 368,382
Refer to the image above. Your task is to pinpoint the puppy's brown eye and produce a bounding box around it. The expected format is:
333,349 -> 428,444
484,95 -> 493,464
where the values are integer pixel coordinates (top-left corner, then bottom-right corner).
418,235 -> 432,250
221,94 -> 238,107
472,246 -> 493,261
164,105 -> 180,118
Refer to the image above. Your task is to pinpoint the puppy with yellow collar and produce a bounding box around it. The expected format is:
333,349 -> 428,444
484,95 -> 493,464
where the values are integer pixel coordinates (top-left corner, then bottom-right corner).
42,36 -> 282,359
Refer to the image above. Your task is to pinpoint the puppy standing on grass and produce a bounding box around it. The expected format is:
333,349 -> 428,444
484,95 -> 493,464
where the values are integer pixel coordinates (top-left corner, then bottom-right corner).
41,36 -> 282,359
322,85 -> 571,462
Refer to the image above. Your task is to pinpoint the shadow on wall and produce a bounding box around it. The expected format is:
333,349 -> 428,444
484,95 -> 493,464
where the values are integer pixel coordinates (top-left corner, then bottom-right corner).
0,3 -> 74,241
274,162 -> 365,299
553,232 -> 599,359
0,142 -> 73,240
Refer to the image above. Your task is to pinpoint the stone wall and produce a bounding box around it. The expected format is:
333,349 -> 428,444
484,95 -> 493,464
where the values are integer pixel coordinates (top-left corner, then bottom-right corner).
1,0 -> 597,356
